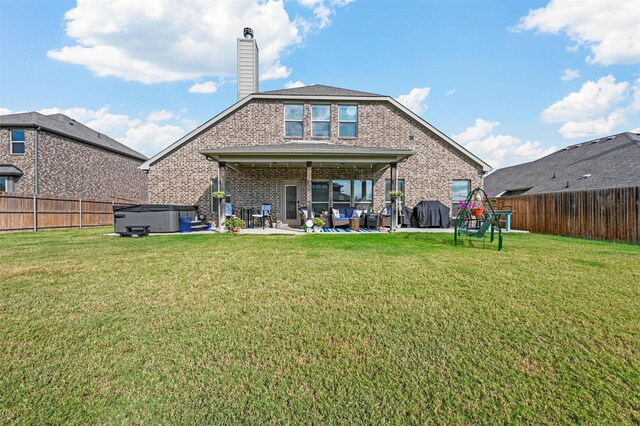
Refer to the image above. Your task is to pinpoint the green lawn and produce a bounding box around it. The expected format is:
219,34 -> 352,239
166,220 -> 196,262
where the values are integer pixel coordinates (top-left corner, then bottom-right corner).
1,229 -> 639,424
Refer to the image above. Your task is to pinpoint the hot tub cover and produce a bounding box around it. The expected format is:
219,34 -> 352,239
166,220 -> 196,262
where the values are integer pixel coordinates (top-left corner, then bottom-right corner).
413,200 -> 450,228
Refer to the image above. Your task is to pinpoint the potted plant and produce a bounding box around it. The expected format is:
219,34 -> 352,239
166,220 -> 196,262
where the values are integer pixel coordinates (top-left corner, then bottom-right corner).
312,216 -> 325,232
212,191 -> 226,199
389,190 -> 404,201
224,215 -> 245,233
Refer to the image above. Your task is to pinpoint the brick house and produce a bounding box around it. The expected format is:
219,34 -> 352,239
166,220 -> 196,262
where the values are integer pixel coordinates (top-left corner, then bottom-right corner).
141,29 -> 490,227
0,112 -> 148,200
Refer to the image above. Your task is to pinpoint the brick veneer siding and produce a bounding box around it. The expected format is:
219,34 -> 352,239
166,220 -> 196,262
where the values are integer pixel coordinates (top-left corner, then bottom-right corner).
148,99 -> 484,223
0,128 -> 147,200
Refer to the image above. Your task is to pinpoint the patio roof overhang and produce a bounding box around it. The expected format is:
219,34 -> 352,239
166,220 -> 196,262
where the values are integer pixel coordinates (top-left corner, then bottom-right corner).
200,141 -> 415,171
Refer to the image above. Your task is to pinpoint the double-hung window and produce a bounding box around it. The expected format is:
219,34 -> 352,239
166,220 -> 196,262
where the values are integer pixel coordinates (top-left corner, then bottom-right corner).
311,105 -> 330,137
284,104 -> 304,138
385,179 -> 405,203
0,176 -> 6,192
311,181 -> 330,214
331,180 -> 373,210
10,130 -> 25,154
338,105 -> 357,137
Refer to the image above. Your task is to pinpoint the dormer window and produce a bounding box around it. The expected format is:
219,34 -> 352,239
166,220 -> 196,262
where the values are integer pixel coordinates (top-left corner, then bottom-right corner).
10,130 -> 25,154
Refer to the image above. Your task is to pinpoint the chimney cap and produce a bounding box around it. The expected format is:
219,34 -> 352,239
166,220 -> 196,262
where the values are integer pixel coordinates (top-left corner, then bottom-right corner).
243,27 -> 254,39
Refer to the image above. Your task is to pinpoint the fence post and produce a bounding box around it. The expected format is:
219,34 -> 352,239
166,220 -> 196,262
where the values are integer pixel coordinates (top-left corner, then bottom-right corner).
79,198 -> 83,229
33,194 -> 37,232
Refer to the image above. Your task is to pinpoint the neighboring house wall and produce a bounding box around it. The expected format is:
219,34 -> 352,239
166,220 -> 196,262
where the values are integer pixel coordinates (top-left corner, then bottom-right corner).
0,128 -> 148,200
148,99 -> 483,218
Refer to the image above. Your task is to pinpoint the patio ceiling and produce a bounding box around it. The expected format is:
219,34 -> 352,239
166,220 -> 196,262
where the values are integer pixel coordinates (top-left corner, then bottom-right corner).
200,141 -> 415,170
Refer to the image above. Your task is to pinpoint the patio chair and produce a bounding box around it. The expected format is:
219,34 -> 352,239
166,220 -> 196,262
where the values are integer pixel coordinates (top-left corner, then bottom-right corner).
366,205 -> 392,229
252,204 -> 272,228
298,207 -> 315,227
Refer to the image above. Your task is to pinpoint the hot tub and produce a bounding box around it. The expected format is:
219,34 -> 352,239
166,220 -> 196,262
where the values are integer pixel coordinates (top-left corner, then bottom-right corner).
113,204 -> 198,234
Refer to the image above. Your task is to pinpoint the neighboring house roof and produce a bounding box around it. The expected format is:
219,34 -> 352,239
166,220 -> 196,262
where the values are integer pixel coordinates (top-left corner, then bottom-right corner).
259,84 -> 383,97
140,84 -> 490,171
485,132 -> 640,196
0,164 -> 23,176
201,141 -> 415,165
0,112 -> 147,161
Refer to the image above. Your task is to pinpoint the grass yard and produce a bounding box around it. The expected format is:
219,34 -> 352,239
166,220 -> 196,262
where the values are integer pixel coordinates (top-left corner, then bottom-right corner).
1,229 -> 639,424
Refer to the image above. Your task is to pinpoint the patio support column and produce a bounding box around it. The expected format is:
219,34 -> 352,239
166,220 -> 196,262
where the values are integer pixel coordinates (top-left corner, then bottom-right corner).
218,161 -> 226,228
306,161 -> 313,221
390,161 -> 398,232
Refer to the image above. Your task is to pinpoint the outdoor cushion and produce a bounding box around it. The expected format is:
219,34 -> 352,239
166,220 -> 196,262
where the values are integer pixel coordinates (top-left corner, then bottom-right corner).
338,208 -> 347,218
332,208 -> 340,217
346,208 -> 355,218
300,208 -> 315,218
385,206 -> 391,215
351,209 -> 362,218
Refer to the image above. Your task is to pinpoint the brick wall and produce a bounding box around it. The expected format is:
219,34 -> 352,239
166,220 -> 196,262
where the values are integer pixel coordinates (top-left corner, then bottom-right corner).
0,128 -> 148,200
148,99 -> 484,222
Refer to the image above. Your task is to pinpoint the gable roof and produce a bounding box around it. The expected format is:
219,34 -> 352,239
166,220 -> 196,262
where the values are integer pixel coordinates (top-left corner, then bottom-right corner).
259,84 -> 383,97
0,112 -> 147,161
140,84 -> 490,171
485,132 -> 640,196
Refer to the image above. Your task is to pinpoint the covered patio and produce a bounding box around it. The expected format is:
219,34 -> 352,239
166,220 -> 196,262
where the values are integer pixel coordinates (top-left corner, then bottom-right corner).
200,141 -> 415,231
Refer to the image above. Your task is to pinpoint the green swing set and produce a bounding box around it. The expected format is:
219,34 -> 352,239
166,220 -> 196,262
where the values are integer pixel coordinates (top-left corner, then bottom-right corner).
454,187 -> 503,251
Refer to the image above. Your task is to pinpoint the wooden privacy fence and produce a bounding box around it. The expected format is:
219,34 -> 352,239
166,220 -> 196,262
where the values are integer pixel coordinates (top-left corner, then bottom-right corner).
496,186 -> 639,243
0,192 -> 142,232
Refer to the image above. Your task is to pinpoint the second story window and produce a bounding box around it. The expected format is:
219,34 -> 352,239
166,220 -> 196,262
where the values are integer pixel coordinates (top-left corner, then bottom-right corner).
311,105 -> 330,137
284,104 -> 303,138
10,130 -> 25,154
338,105 -> 357,138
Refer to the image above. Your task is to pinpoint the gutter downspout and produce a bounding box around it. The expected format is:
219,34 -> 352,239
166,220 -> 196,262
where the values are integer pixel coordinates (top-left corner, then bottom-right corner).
33,127 -> 41,232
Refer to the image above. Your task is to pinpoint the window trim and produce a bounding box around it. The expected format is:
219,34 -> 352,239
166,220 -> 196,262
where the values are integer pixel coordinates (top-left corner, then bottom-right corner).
10,129 -> 26,155
451,179 -> 471,202
284,103 -> 304,138
338,104 -> 358,138
331,179 -> 373,209
311,104 -> 331,138
311,180 -> 330,213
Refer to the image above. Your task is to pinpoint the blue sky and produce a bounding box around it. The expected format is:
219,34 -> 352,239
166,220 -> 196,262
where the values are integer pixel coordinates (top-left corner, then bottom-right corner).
1,0 -> 639,168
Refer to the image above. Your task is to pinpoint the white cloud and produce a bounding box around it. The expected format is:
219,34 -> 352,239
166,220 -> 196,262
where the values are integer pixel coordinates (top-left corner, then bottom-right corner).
297,0 -> 354,29
542,75 -> 640,139
36,106 -> 189,156
188,81 -> 218,94
397,87 -> 431,115
454,119 -> 556,168
632,127 -> 640,133
284,80 -> 306,89
146,109 -> 174,122
561,68 -> 580,81
48,0 -> 352,85
542,75 -> 628,122
558,111 -> 626,139
0,107 -> 13,115
514,0 -> 640,65
445,89 -> 456,97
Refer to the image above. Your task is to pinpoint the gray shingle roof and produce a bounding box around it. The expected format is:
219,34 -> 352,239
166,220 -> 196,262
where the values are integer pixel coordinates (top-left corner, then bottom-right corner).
0,112 -> 147,161
0,164 -> 23,176
258,84 -> 384,97
485,132 -> 640,196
